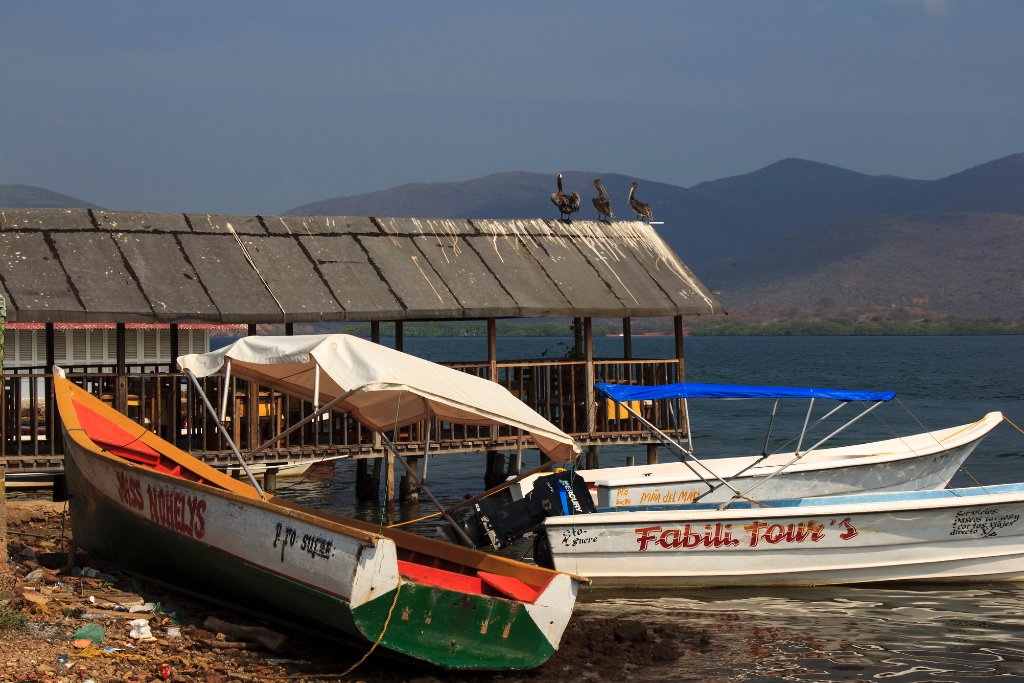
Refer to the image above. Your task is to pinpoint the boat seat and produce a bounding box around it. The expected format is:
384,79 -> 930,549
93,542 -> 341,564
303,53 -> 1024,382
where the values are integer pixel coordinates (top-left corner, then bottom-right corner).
396,560 -> 540,603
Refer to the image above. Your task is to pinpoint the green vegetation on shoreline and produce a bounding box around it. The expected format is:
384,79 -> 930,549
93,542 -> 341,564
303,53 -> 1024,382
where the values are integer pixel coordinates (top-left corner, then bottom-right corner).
686,318 -> 1024,336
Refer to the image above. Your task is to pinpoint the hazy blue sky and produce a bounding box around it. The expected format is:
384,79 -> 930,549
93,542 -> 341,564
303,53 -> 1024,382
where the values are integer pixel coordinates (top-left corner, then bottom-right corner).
2,1 -> 1022,214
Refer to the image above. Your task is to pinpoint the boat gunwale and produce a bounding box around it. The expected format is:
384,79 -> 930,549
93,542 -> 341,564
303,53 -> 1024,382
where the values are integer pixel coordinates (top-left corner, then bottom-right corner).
543,481 -> 1024,525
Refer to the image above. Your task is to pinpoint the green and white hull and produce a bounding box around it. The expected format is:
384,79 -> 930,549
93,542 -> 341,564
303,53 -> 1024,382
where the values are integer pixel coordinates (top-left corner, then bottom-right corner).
58,377 -> 578,670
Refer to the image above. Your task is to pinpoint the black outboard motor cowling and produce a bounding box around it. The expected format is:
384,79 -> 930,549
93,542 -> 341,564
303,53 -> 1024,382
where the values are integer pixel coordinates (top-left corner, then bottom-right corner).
447,470 -> 595,550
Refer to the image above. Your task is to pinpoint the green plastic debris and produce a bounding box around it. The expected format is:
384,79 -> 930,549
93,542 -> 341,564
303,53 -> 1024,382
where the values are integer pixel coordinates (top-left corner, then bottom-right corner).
71,623 -> 106,644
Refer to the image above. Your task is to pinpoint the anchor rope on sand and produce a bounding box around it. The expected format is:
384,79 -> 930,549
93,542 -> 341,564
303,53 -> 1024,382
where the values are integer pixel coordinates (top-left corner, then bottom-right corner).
287,583 -> 403,680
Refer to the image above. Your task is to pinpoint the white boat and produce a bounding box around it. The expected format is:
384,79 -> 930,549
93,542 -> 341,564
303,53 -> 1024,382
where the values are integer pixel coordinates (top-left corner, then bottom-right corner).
445,380 -> 1020,587
513,382 -> 1003,508
534,482 -> 1024,587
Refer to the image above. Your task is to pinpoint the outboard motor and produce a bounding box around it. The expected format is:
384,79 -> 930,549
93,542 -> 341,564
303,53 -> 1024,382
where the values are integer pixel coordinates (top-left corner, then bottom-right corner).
447,470 -> 595,551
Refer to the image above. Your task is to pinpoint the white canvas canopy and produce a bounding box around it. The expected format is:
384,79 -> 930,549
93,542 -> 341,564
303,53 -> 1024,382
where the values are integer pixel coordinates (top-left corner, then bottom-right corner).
178,334 -> 580,462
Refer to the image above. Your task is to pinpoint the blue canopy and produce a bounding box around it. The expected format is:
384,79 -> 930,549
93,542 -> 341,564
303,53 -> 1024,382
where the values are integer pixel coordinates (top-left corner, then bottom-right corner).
595,382 -> 895,403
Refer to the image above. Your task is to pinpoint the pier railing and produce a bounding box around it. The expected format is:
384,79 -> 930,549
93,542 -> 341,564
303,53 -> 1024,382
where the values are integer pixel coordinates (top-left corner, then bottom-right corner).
1,357 -> 685,469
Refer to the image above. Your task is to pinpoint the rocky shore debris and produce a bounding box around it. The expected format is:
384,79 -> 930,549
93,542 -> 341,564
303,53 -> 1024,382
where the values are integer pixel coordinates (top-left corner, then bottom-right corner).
3,498 -> 712,682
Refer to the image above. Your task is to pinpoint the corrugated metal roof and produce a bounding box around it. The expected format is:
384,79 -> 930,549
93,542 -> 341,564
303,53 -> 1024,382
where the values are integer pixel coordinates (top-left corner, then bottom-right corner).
0,209 -> 723,324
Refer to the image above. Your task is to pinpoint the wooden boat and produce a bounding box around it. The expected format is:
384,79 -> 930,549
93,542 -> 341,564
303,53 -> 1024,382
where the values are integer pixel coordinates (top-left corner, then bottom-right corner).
55,335 -> 585,670
513,383 -> 1002,508
534,482 -> 1024,587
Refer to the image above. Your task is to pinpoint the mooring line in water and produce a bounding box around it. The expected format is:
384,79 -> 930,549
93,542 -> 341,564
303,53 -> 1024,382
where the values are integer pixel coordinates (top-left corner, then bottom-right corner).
1004,414 -> 1024,437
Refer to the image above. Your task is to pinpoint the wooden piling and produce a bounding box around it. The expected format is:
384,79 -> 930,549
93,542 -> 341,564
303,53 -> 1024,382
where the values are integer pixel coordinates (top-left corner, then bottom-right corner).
384,451 -> 395,504
355,458 -> 376,499
647,443 -> 659,464
263,467 -> 278,493
484,450 -> 505,489
586,445 -> 599,470
400,456 -> 420,503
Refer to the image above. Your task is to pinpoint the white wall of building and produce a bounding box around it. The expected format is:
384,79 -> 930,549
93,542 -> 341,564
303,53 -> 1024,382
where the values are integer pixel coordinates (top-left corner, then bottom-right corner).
2,328 -> 209,370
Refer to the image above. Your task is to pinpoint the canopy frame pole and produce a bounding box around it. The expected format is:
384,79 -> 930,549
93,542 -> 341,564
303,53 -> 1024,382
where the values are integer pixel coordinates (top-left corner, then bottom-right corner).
723,400 -> 887,508
420,410 -> 432,483
684,398 -> 695,456
512,430 -> 523,476
312,362 -> 320,411
185,369 -> 265,500
683,400 -> 854,505
795,398 -> 815,456
616,399 -> 744,496
760,399 -> 780,457
379,433 -> 476,547
766,402 -> 847,457
245,390 -> 356,461
219,359 -> 232,423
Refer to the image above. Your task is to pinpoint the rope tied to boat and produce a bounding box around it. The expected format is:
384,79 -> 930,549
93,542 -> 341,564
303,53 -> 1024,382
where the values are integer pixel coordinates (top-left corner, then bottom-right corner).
385,475 -> 515,528
286,582 -> 403,680
1004,414 -> 1024,437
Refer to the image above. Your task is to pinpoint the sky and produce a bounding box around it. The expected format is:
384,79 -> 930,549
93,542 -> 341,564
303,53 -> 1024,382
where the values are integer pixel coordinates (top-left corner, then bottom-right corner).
2,1 -> 1022,215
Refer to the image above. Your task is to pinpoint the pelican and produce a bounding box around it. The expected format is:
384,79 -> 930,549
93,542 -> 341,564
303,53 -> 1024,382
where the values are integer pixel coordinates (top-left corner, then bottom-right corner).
592,178 -> 613,221
628,181 -> 653,221
551,173 -> 581,220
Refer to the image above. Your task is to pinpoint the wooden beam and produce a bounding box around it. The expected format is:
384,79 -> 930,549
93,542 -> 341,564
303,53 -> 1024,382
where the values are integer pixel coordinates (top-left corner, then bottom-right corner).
371,321 -> 380,344
44,324 -> 56,451
115,323 -> 126,374
674,315 -> 685,381
44,323 -> 55,371
487,318 -> 497,381
622,317 -> 632,359
585,317 -> 595,434
169,324 -> 181,442
115,323 -> 127,414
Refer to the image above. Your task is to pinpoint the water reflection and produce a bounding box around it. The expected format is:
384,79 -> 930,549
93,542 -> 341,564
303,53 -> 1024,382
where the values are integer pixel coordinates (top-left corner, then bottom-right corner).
573,584 -> 1024,681
267,337 -> 1024,681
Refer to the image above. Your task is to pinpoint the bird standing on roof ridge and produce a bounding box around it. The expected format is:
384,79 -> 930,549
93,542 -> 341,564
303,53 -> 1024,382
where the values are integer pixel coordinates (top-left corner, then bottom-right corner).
592,178 -> 613,221
551,173 -> 581,221
628,181 -> 653,221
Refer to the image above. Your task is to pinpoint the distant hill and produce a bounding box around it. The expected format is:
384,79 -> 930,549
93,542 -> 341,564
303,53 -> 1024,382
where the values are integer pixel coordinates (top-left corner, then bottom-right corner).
0,184 -> 100,209
288,171 -> 751,268
697,212 -> 1024,319
286,154 -> 1024,268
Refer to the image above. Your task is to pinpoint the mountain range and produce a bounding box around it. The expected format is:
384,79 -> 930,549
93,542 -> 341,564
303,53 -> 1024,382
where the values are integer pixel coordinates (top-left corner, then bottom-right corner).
4,153 -> 1023,320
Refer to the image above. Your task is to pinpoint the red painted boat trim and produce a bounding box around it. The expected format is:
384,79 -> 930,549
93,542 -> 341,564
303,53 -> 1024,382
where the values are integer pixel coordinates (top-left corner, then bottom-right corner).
478,571 -> 541,603
396,560 -> 544,603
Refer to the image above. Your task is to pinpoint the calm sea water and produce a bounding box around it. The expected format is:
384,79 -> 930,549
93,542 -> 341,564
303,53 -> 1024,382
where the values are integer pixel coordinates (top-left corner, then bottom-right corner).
277,335 -> 1024,681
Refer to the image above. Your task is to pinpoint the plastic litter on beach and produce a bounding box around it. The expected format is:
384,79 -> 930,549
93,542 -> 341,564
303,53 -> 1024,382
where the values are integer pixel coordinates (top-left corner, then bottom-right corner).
128,618 -> 155,640
71,623 -> 106,645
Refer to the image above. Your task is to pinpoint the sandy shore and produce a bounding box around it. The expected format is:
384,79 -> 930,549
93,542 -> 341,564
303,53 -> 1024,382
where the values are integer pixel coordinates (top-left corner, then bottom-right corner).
2,498 -> 709,682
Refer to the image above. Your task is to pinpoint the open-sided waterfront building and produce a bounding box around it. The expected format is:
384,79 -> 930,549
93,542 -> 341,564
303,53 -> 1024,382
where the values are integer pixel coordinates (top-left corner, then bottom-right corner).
0,208 -> 722,491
